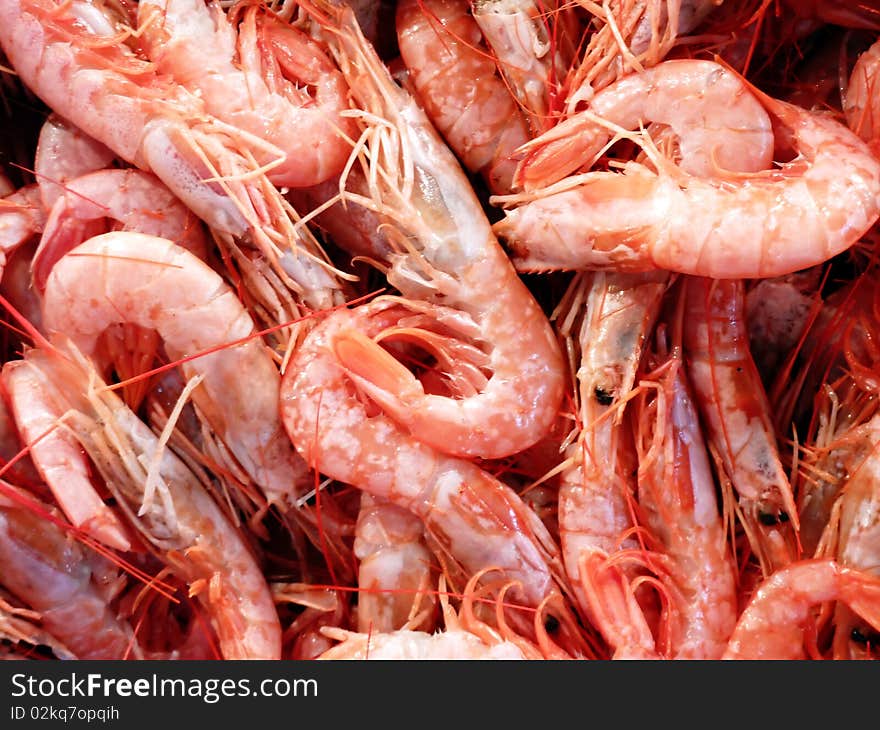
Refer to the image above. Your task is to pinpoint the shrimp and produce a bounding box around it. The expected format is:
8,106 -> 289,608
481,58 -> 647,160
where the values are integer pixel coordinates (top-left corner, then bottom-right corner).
0,484 -> 138,659
137,0 -> 357,189
0,0 -> 345,314
682,276 -> 799,575
395,0 -> 531,194
307,0 -> 566,460
355,494 -> 438,634
33,113 -> 115,212
564,0 -> 721,104
41,231 -> 310,508
494,91 -> 880,279
18,344 -> 282,659
471,0 -> 578,135
32,168 -> 208,292
1,357 -> 133,551
513,58 -> 775,190
722,559 -> 880,659
554,270 -> 667,655
280,298 -> 586,654
844,37 -> 880,144
631,350 -> 739,659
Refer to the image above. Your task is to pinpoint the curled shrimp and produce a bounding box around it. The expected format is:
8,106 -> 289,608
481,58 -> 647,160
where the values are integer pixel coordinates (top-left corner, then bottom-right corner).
306,0 -> 566,460
41,231 -> 309,507
723,559 -> 880,660
494,85 -> 880,279
280,298 -> 584,653
395,0 -> 531,194
513,59 -> 775,190
32,168 -> 208,292
137,0 -> 357,189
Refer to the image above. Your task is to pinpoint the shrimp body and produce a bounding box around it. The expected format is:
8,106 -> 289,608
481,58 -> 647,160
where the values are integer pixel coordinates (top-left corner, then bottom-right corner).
355,494 -> 438,634
495,97 -> 880,279
41,232 -> 308,506
515,59 -> 775,190
683,277 -> 799,573
138,0 -> 356,188
1,359 -> 132,551
34,114 -> 115,212
723,559 -> 880,659
0,489 -> 136,659
32,168 -> 208,292
313,0 -> 565,460
395,0 -> 530,195
280,299 -> 577,642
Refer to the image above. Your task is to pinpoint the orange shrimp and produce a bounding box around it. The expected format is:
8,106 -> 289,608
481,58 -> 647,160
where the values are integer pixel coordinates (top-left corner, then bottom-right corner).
280,298 -> 585,653
555,270 -> 667,654
306,0 -> 566,461
494,92 -> 880,279
682,276 -> 799,575
137,0 -> 357,189
41,231 -> 310,508
630,350 -> 739,659
723,559 -> 880,659
395,0 -> 531,194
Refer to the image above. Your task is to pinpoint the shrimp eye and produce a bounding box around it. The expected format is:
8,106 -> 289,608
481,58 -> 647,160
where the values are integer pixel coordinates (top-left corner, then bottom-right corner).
757,511 -> 780,526
778,511 -> 790,523
544,615 -> 560,634
594,386 -> 614,405
851,628 -> 869,644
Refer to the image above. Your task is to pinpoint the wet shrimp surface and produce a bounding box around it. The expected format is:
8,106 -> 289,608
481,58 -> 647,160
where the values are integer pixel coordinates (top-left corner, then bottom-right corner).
1,0 -> 880,660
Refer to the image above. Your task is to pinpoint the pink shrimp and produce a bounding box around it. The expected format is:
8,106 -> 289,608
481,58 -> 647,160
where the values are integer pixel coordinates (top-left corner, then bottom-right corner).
631,350 -> 739,659
304,0 -> 566,461
682,276 -> 800,575
41,231 -> 309,508
723,559 -> 880,659
395,0 -> 531,194
494,91 -> 880,279
554,270 -> 667,656
18,344 -> 282,659
32,168 -> 208,292
1,357 -> 133,551
0,185 -> 45,267
514,59 -> 775,190
280,297 -> 586,654
137,0 -> 356,189
33,113 -> 115,212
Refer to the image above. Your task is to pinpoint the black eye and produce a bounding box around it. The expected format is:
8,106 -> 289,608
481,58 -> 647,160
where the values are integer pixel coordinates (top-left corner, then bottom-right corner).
594,386 -> 614,405
851,629 -> 869,644
778,511 -> 790,523
758,512 -> 780,526
544,615 -> 560,634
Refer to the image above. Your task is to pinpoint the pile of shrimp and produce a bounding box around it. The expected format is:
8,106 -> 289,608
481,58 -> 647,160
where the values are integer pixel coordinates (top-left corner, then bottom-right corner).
1,0 -> 880,660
